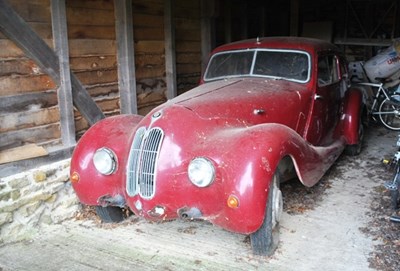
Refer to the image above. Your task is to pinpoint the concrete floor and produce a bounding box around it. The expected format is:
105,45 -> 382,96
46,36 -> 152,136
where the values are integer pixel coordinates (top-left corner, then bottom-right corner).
0,126 -> 396,271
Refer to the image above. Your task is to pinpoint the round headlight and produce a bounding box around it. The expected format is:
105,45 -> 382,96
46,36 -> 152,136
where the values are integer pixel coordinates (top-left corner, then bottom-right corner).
93,148 -> 117,175
188,157 -> 215,187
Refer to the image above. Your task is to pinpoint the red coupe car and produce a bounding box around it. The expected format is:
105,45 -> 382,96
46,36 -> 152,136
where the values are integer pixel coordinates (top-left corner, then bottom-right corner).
70,37 -> 366,255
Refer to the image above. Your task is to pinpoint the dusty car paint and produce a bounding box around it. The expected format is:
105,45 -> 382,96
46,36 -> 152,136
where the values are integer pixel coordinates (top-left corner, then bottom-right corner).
70,37 -> 364,234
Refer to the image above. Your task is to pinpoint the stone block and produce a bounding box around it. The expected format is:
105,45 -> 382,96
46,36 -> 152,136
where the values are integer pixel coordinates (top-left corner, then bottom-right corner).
0,191 -> 11,202
33,171 -> 47,182
8,177 -> 30,190
0,212 -> 13,226
19,201 -> 41,217
10,190 -> 21,200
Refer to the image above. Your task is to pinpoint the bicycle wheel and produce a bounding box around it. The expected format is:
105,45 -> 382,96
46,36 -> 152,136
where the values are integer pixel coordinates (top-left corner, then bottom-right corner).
378,98 -> 400,130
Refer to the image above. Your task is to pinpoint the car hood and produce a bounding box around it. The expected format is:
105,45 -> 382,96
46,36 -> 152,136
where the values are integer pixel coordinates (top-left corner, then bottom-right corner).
164,78 -> 308,128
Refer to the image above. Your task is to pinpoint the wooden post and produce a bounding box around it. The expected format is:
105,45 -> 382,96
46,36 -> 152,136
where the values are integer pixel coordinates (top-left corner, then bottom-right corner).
114,0 -> 138,114
224,0 -> 232,44
201,0 -> 215,71
0,0 -> 105,126
51,0 -> 76,147
164,0 -> 177,100
290,0 -> 299,37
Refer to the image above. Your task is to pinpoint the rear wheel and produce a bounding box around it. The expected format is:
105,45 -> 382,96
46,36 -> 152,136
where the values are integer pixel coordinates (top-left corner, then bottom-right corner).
345,118 -> 364,156
378,99 -> 400,130
250,173 -> 282,256
95,206 -> 124,223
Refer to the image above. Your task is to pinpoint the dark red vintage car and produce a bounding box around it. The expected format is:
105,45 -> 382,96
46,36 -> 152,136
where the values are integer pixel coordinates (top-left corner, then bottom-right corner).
70,37 -> 366,255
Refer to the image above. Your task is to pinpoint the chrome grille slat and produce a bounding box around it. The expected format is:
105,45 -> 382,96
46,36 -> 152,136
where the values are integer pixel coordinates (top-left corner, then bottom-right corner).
126,127 -> 163,198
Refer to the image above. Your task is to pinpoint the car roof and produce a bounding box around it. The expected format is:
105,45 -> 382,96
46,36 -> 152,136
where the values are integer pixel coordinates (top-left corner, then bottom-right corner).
211,37 -> 341,55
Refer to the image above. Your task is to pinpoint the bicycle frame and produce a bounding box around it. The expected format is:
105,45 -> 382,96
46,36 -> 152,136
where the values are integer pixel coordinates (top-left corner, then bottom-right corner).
358,82 -> 391,115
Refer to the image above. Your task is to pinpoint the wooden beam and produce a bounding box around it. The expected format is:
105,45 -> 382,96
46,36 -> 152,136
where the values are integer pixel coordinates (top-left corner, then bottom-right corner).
0,144 -> 48,165
0,0 -> 105,126
114,0 -> 137,114
164,0 -> 177,100
51,0 -> 76,147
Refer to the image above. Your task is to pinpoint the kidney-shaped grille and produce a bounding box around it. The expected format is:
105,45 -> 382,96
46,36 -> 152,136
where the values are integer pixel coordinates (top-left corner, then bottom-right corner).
126,127 -> 164,198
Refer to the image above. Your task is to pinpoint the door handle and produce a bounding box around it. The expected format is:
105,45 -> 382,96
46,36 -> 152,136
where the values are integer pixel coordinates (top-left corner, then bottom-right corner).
314,94 -> 324,100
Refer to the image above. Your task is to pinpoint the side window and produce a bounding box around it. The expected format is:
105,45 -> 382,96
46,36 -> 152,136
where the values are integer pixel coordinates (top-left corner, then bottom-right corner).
318,55 -> 339,86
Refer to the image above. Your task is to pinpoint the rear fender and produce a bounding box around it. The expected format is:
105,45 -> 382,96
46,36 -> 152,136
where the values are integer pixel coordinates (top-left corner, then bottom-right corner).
342,87 -> 363,145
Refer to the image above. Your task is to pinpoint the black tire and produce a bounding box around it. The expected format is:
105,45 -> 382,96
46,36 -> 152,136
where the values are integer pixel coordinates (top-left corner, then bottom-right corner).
250,173 -> 282,256
378,99 -> 400,131
345,119 -> 364,156
95,206 -> 124,223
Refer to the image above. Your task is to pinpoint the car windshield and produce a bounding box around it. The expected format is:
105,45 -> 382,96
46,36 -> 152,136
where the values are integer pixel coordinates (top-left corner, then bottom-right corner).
204,49 -> 310,83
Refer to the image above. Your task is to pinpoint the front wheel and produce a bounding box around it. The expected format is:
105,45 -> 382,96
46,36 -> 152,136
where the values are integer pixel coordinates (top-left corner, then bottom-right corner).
95,206 -> 124,223
250,173 -> 282,256
378,99 -> 400,130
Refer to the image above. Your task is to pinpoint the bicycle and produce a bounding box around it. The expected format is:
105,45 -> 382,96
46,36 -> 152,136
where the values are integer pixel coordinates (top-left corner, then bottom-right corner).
358,81 -> 400,130
383,135 -> 400,222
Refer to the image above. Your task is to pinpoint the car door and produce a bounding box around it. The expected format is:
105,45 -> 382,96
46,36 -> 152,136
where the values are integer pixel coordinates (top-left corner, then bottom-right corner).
306,54 -> 342,146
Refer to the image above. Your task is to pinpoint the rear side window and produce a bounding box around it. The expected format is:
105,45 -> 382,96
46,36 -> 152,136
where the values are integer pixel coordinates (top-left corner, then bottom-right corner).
317,55 -> 339,86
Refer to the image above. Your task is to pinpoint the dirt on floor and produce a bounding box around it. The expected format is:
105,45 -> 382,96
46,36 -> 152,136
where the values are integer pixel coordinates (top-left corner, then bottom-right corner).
0,126 -> 399,271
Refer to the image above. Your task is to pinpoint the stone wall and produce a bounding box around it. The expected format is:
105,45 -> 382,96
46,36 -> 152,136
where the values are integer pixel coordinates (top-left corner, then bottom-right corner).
0,159 -> 78,244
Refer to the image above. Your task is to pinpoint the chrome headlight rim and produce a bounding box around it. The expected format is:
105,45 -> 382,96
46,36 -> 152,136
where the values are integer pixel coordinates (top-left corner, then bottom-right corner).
93,147 -> 118,175
188,157 -> 216,188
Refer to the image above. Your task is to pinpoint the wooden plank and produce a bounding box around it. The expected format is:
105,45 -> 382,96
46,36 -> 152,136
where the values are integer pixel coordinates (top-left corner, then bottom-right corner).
114,0 -> 137,114
0,146 -> 74,178
0,58 -> 40,77
0,92 -> 58,114
67,0 -> 114,10
0,144 -> 48,164
74,69 -> 118,85
135,64 -> 165,80
68,25 -> 116,40
176,41 -> 201,53
0,123 -> 61,150
86,84 -> 119,97
164,0 -> 177,99
132,0 -> 163,15
51,0 -> 76,147
132,14 -> 164,27
0,0 -> 105,125
0,74 -> 56,96
68,39 -> 116,56
175,29 -> 201,41
134,28 -> 164,41
136,78 -> 166,93
70,56 -> 117,71
135,41 -> 164,53
66,7 -> 115,26
8,0 -> 51,23
175,18 -> 201,30
0,107 -> 60,133
176,53 -> 201,64
176,63 -> 201,74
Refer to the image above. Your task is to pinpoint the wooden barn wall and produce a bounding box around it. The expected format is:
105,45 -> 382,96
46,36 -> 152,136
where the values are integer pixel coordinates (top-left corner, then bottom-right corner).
0,0 -> 203,159
132,0 -> 166,115
0,0 -> 60,151
174,0 -> 201,95
65,0 -> 119,136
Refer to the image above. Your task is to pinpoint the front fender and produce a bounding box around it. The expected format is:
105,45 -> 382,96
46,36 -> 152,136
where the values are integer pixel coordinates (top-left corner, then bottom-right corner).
70,114 -> 143,205
208,124 -> 344,234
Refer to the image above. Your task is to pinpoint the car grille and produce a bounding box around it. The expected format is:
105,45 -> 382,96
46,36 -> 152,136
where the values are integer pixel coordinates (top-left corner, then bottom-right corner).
126,127 -> 164,198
